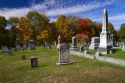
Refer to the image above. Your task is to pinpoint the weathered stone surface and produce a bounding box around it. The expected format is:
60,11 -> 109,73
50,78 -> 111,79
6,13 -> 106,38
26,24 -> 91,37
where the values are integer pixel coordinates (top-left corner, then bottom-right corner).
89,37 -> 100,50
57,44 -> 71,65
29,40 -> 36,50
122,42 -> 125,51
22,54 -> 26,60
30,57 -> 38,68
8,50 -> 13,56
70,36 -> 78,51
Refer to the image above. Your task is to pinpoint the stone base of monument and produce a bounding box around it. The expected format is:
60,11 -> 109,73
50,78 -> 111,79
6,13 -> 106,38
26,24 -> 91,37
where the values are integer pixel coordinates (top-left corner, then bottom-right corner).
95,52 -> 103,57
56,62 -> 73,65
97,48 -> 114,55
70,47 -> 79,51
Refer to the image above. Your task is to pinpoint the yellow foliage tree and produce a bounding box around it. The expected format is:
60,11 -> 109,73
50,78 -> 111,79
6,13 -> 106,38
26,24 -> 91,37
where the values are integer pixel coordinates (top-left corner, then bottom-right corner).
18,17 -> 32,44
56,15 -> 74,42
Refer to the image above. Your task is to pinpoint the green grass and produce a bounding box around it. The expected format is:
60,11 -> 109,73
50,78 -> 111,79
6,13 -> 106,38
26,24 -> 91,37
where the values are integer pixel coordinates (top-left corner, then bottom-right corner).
106,49 -> 125,60
0,46 -> 125,83
87,50 -> 97,55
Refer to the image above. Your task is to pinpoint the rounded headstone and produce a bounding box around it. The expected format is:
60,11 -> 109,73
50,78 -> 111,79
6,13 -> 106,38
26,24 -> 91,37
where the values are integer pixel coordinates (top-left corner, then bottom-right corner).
8,50 -> 13,56
22,54 -> 26,60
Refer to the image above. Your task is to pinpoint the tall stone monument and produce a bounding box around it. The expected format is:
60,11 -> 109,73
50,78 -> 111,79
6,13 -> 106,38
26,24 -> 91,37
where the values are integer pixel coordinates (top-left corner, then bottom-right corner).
98,9 -> 113,54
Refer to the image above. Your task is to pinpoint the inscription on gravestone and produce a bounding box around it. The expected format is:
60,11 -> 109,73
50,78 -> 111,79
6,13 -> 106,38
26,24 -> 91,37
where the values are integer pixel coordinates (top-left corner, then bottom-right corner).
57,44 -> 70,65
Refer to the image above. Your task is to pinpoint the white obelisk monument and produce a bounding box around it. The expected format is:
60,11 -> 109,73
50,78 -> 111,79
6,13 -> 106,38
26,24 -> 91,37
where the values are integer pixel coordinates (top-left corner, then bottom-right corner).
98,9 -> 112,54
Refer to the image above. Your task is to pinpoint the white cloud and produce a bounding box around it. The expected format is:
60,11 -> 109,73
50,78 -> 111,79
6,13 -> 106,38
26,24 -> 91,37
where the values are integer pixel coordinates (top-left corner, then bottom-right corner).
0,0 -> 112,19
45,4 -> 100,16
0,8 -> 31,19
109,14 -> 125,22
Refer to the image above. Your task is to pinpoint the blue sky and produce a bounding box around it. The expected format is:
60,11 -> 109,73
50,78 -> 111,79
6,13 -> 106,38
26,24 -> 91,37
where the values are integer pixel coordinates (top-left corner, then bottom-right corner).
0,0 -> 124,29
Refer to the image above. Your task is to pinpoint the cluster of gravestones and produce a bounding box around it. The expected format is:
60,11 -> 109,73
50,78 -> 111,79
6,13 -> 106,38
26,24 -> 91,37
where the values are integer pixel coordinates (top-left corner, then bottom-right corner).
41,41 -> 52,49
88,36 -> 125,52
0,46 -> 13,56
15,39 -> 36,51
56,34 -> 125,65
56,35 -> 90,65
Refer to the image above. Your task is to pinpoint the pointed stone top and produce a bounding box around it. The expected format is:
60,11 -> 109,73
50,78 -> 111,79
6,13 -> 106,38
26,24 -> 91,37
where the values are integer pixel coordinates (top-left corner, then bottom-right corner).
104,8 -> 107,12
102,8 -> 108,31
103,8 -> 107,15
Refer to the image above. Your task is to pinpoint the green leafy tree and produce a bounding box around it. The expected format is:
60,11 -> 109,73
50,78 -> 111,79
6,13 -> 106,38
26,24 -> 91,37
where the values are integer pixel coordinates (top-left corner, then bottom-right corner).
66,16 -> 79,34
118,24 -> 125,41
7,17 -> 19,47
26,11 -> 50,42
0,16 -> 9,47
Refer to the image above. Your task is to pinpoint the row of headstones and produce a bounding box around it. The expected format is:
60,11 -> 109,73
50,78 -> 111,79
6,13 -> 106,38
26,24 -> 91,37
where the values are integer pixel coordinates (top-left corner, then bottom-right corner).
70,36 -> 90,52
0,46 -> 13,56
88,37 -> 125,51
56,35 -> 90,65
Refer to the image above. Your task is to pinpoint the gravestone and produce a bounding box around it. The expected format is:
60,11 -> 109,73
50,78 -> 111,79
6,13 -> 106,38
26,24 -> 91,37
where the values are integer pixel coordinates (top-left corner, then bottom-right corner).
29,40 -> 36,50
89,37 -> 100,50
15,38 -> 21,50
30,57 -> 38,68
16,44 -> 21,50
70,36 -> 78,51
79,41 -> 85,52
98,8 -> 113,54
22,54 -> 26,60
56,44 -> 71,65
1,46 -> 13,56
120,42 -> 122,48
122,42 -> 125,51
110,33 -> 114,47
8,50 -> 13,56
22,44 -> 27,51
1,46 -> 8,52
48,43 -> 52,49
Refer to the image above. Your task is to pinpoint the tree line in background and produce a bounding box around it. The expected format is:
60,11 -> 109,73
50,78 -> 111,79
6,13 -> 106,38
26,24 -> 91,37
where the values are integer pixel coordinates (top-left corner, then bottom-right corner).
0,11 -> 123,48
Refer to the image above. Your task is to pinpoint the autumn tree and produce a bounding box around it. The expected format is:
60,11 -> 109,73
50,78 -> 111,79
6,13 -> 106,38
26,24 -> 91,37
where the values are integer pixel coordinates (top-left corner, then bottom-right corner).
66,16 -> 79,34
56,15 -> 74,43
26,11 -> 50,43
76,18 -> 93,42
18,17 -> 32,44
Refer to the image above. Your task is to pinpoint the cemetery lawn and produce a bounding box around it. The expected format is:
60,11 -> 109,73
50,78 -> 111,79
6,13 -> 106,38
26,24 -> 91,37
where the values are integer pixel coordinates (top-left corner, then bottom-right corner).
0,47 -> 125,83
106,49 -> 125,60
87,50 -> 96,55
